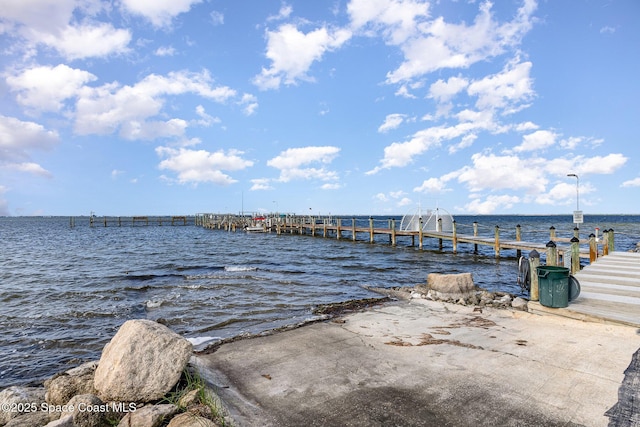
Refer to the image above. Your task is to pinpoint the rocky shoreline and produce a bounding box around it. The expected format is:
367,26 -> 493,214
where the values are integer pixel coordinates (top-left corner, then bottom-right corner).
0,273 -> 528,427
0,320 -> 228,427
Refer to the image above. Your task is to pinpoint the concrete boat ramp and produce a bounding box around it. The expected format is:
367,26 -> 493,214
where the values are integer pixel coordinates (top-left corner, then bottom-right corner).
192,252 -> 640,426
529,251 -> 640,328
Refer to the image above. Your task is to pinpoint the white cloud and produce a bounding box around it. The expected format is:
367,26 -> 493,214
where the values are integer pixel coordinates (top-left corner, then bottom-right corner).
38,23 -> 131,60
210,11 -> 224,26
250,178 -> 274,191
253,24 -> 352,90
267,4 -> 293,22
0,115 -> 57,177
6,64 -> 97,112
267,146 -> 340,183
120,0 -> 203,28
378,113 -> 406,133
512,129 -> 557,153
0,115 -> 58,160
578,153 -> 627,175
457,152 -> 547,194
464,194 -> 521,214
155,46 -> 176,56
0,0 -> 77,34
384,1 -> 537,83
413,177 -> 452,193
348,0 -> 430,45
74,70 -> 236,139
156,147 -> 254,185
240,93 -> 259,116
467,60 -> 534,114
428,76 -> 469,103
622,177 -> 640,188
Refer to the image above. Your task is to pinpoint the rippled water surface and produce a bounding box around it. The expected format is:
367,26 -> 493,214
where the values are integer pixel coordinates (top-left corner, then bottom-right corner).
1,215 -> 638,387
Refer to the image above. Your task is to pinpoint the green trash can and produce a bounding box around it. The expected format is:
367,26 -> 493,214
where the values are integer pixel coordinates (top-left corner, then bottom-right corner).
536,266 -> 570,308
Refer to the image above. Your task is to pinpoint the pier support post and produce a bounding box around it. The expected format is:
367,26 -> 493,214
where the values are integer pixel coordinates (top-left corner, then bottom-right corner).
546,241 -> 558,266
570,237 -> 581,274
515,224 -> 522,258
369,217 -> 374,243
609,228 -> 615,252
418,217 -> 423,249
337,218 -> 342,240
323,219 -> 327,238
549,226 -> 556,242
311,218 -> 316,237
494,226 -> 500,258
573,227 -> 580,240
391,219 -> 397,246
437,218 -> 443,250
352,217 -> 356,242
473,222 -> 478,253
452,221 -> 458,254
529,250 -> 540,301
589,234 -> 597,262
603,229 -> 609,255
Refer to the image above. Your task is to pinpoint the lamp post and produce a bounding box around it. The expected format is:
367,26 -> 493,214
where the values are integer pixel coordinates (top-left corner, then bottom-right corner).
567,173 -> 580,227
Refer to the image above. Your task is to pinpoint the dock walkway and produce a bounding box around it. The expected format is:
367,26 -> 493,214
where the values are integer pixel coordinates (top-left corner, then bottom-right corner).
529,251 -> 640,328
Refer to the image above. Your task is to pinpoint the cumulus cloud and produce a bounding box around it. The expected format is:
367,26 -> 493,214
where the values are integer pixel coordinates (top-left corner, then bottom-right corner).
622,177 -> 640,188
413,177 -> 453,194
74,70 -> 237,139
465,194 -> 521,214
0,115 -> 58,177
253,24 -> 352,90
6,64 -> 97,112
382,0 -> 537,83
267,146 -> 340,183
512,129 -> 558,153
0,0 -> 131,60
38,23 -> 131,60
156,147 -> 253,185
120,0 -> 203,28
378,114 -> 406,133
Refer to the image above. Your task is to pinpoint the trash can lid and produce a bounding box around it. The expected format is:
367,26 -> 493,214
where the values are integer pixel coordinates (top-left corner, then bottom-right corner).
569,275 -> 581,302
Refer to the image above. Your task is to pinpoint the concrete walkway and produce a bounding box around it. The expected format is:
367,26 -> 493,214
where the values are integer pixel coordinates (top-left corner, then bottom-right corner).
529,251 -> 640,328
194,299 -> 640,427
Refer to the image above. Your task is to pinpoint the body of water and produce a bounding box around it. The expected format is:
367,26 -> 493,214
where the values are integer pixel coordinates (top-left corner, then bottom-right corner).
1,214 -> 639,388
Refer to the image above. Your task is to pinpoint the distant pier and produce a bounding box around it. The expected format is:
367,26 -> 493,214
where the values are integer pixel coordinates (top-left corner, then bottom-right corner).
70,215 -> 191,227
195,213 -> 616,274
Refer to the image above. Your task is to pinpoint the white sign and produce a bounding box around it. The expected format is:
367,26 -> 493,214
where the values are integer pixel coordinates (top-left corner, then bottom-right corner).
573,210 -> 584,224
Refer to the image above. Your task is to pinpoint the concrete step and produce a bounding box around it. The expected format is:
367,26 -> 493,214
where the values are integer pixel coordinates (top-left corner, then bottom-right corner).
578,282 -> 640,299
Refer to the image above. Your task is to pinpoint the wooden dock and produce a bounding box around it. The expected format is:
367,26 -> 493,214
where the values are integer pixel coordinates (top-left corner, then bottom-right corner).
197,214 -> 618,273
529,252 -> 640,328
70,215 -> 192,227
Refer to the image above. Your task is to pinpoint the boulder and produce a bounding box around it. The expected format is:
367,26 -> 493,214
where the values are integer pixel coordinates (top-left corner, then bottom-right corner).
4,410 -> 51,427
427,273 -> 475,301
45,361 -> 98,406
117,404 -> 178,427
66,394 -> 109,427
166,413 -> 218,427
94,320 -> 192,402
511,297 -> 528,311
44,415 -> 73,427
0,386 -> 45,426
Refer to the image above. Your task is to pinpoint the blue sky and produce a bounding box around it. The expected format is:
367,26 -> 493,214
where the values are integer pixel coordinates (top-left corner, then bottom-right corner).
1,0 -> 638,216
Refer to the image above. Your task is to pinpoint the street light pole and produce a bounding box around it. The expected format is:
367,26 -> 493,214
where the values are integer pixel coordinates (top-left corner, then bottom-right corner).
567,173 -> 579,211
567,173 -> 579,227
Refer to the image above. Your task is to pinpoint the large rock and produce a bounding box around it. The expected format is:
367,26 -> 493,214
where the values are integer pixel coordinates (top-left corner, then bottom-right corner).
0,386 -> 45,426
66,394 -> 109,427
166,413 -> 218,427
426,273 -> 475,301
94,320 -> 192,402
45,361 -> 98,406
117,404 -> 178,427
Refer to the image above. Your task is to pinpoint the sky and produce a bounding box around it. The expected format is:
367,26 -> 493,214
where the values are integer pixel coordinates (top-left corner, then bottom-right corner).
1,0 -> 639,217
